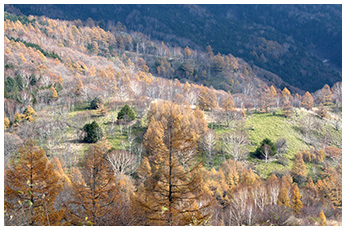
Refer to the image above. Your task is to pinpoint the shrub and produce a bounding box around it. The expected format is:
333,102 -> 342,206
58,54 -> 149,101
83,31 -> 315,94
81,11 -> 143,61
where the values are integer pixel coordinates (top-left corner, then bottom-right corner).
30,74 -> 37,86
117,104 -> 135,121
5,77 -> 18,94
275,138 -> 288,155
254,138 -> 277,160
276,157 -> 289,166
256,204 -> 291,226
301,149 -> 325,164
316,103 -> 328,118
89,97 -> 103,110
23,105 -> 37,117
83,121 -> 103,143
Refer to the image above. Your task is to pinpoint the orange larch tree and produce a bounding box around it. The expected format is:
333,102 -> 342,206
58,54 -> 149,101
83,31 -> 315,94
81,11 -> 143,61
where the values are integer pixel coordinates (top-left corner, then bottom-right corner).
66,144 -> 119,226
291,184 -> 303,215
277,185 -> 291,208
5,140 -> 64,226
281,87 -> 293,117
221,91 -> 235,127
74,78 -> 84,96
50,86 -> 58,101
222,91 -> 235,113
138,101 -> 213,225
198,87 -> 218,111
301,91 -> 314,110
319,210 -> 327,226
321,84 -> 332,105
291,152 -> 307,184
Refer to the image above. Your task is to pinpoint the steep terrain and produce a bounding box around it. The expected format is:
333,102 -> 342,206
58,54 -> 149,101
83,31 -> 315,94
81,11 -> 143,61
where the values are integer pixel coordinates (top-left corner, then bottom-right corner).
4,10 -> 342,226
5,4 -> 342,92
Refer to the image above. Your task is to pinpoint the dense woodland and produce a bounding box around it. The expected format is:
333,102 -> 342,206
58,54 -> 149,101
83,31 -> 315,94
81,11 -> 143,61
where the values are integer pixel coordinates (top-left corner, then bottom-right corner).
6,4 -> 342,92
3,11 -> 342,226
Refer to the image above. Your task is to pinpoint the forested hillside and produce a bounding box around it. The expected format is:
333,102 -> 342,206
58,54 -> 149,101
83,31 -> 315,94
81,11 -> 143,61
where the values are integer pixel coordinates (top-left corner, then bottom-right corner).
5,4 -> 342,92
4,10 -> 342,226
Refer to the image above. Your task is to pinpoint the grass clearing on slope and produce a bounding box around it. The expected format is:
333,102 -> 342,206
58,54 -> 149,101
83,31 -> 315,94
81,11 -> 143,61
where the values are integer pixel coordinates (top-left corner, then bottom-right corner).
245,112 -> 309,178
246,112 -> 308,159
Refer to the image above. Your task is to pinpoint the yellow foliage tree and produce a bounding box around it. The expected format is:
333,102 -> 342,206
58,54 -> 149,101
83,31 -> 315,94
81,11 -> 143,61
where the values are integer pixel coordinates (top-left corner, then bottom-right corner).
291,184 -> 303,215
319,210 -> 327,226
20,53 -> 27,63
14,112 -> 24,124
222,92 -> 235,112
184,46 -> 192,58
301,91 -> 314,110
281,87 -> 293,117
198,87 -> 218,111
74,78 -> 84,96
50,86 -> 58,100
277,185 -> 290,208
5,140 -> 64,225
138,102 -> 212,225
67,144 -> 119,225
321,84 -> 332,105
5,117 -> 10,130
291,152 -> 307,184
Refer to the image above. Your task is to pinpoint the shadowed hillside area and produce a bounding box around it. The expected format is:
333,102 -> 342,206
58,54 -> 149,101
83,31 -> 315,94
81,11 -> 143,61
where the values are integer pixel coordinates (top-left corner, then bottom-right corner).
4,5 -> 342,226
5,4 -> 342,92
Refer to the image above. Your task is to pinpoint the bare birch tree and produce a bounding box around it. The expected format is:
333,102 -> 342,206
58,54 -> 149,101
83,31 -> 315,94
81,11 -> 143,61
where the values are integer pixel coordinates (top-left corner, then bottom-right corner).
107,150 -> 138,177
201,129 -> 217,166
222,131 -> 249,161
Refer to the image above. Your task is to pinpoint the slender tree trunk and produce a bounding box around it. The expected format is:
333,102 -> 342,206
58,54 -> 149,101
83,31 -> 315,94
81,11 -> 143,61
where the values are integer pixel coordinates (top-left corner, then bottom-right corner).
168,124 -> 173,226
30,149 -> 34,226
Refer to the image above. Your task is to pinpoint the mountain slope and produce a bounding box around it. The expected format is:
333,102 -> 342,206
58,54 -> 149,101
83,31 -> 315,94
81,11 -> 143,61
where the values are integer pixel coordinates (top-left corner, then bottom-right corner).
5,4 -> 342,92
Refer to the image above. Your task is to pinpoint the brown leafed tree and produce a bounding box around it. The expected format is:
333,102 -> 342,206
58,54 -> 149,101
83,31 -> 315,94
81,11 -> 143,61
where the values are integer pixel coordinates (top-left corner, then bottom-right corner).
321,84 -> 332,105
202,167 -> 229,205
277,185 -> 291,208
291,152 -> 307,184
5,139 -> 64,226
301,91 -> 314,110
184,46 -> 192,58
198,87 -> 218,111
206,45 -> 214,59
50,86 -> 58,101
95,103 -> 109,117
66,144 -> 119,226
316,164 -> 342,207
193,108 -> 208,135
240,168 -> 259,186
5,117 -> 10,130
222,91 -> 235,113
74,78 -> 84,96
319,210 -> 327,226
212,53 -> 226,72
262,85 -> 277,112
281,87 -> 293,117
138,101 -> 212,225
316,103 -> 328,118
291,184 -> 303,215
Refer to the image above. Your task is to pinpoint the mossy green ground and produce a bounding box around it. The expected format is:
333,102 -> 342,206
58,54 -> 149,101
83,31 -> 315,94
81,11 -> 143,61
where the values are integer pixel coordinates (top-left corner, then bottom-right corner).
245,112 -> 308,158
38,105 -> 341,179
212,111 -> 310,178
59,108 -> 146,156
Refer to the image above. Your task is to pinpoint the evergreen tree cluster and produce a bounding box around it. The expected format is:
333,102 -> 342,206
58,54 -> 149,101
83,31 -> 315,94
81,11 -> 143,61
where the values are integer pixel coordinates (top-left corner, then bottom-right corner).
117,104 -> 135,121
83,121 -> 103,143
